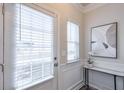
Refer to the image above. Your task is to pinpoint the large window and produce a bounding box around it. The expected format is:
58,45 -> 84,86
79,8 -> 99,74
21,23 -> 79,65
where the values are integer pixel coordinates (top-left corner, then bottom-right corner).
67,21 -> 79,62
14,4 -> 55,89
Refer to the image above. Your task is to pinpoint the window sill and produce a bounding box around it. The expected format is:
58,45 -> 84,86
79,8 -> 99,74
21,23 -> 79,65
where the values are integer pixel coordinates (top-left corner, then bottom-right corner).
16,76 -> 54,90
67,59 -> 80,64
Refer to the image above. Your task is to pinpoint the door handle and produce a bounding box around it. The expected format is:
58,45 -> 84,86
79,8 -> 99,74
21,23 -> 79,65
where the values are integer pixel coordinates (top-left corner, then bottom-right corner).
54,63 -> 58,67
0,64 -> 4,72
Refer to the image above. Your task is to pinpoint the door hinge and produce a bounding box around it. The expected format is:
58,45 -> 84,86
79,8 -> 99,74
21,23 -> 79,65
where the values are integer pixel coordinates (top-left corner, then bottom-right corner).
2,4 -> 4,15
0,64 -> 4,72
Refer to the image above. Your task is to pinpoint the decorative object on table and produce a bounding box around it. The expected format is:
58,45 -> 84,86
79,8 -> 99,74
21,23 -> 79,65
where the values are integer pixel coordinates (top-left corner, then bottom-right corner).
87,52 -> 94,68
91,22 -> 117,58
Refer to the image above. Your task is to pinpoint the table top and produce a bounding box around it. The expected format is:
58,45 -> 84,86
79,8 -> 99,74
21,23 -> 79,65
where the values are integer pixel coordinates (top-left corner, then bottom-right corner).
83,65 -> 124,76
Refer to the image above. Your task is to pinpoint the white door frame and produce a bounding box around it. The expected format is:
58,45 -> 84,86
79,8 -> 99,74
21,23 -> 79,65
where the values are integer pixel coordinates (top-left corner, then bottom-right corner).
0,3 -> 4,90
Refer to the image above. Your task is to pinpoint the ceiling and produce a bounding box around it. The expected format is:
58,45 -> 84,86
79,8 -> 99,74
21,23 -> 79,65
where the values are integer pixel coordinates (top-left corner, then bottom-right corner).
80,3 -> 90,7
73,3 -> 106,13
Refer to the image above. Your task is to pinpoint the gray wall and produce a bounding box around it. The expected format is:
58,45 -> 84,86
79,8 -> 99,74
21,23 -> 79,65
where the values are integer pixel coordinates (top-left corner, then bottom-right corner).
84,4 -> 124,89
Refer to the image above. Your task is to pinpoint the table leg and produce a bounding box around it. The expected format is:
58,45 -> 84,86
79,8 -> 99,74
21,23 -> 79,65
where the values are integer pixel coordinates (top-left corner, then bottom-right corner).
83,68 -> 89,90
85,68 -> 87,86
83,68 -> 86,87
87,69 -> 89,89
114,75 -> 116,90
123,77 -> 124,90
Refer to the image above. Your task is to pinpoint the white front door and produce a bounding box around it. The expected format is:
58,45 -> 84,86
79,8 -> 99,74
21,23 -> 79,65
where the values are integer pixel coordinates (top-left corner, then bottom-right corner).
3,3 -> 58,90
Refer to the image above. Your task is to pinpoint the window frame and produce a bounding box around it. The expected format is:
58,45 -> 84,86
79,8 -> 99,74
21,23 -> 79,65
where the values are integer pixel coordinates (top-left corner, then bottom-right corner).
4,3 -> 58,90
14,4 -> 57,89
67,21 -> 80,63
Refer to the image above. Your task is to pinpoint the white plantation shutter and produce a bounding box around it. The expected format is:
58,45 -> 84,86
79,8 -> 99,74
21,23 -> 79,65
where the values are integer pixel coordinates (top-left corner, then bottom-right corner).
67,21 -> 79,62
14,4 -> 55,89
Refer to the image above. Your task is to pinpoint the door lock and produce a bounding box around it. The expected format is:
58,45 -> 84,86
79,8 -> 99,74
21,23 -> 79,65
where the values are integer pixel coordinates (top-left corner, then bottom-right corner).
54,57 -> 57,60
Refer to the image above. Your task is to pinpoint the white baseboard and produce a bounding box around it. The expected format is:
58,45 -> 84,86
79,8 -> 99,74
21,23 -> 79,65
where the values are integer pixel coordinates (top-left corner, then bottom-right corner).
89,83 -> 101,90
89,83 -> 113,90
67,81 -> 102,90
67,80 -> 108,90
67,80 -> 84,90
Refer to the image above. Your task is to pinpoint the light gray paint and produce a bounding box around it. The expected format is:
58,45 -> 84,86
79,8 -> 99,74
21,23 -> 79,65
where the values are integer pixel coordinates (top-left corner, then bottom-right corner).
84,4 -> 124,89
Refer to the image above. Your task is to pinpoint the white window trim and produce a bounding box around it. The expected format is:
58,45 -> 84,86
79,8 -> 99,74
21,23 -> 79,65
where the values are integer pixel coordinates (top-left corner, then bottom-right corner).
67,21 -> 80,63
67,58 -> 80,64
23,3 -> 57,18
16,76 -> 54,90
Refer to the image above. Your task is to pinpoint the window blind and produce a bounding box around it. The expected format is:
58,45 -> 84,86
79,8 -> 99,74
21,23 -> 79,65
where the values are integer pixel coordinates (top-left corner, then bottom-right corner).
67,21 -> 79,62
14,4 -> 55,89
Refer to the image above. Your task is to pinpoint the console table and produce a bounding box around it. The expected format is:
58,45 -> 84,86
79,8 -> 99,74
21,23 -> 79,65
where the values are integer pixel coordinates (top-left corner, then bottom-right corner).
83,66 -> 124,90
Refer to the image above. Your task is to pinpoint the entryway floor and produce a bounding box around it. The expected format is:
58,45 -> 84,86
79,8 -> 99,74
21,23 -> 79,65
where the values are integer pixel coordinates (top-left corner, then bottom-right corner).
79,86 -> 97,90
